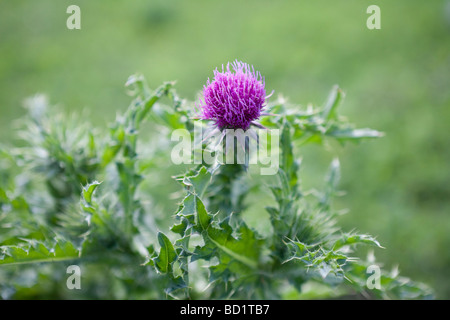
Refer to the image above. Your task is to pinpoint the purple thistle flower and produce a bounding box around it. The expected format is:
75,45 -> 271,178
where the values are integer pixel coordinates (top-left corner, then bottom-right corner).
199,60 -> 272,131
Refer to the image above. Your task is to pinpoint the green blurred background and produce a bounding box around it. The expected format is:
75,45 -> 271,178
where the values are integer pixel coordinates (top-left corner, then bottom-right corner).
0,0 -> 449,298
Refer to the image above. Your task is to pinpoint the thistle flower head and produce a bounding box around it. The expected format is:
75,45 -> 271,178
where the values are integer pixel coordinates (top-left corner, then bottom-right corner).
199,60 -> 271,131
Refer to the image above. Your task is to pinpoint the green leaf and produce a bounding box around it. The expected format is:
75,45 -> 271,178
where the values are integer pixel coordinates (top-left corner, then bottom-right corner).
0,240 -> 80,266
193,196 -> 261,272
346,258 -> 433,299
333,233 -> 384,250
322,85 -> 344,120
82,181 -> 101,204
153,232 -> 178,274
280,122 -> 299,190
195,196 -> 212,232
284,239 -> 346,282
176,166 -> 212,197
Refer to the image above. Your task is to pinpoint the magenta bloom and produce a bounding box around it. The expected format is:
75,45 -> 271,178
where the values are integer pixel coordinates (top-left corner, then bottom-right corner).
200,61 -> 270,131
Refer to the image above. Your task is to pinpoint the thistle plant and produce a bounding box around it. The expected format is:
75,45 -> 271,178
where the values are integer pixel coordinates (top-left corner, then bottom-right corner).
0,62 -> 432,300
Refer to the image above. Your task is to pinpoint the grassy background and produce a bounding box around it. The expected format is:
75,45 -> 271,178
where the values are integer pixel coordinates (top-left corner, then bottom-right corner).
1,0 -> 449,298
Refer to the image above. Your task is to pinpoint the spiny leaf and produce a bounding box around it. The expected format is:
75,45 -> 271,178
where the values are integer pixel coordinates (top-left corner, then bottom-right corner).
137,81 -> 175,125
333,233 -> 384,250
280,121 -> 299,190
193,196 -> 261,272
153,232 -> 177,274
0,239 -> 80,266
346,258 -> 433,299
322,85 -> 344,120
284,239 -> 347,281
82,181 -> 101,204
176,166 -> 212,197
